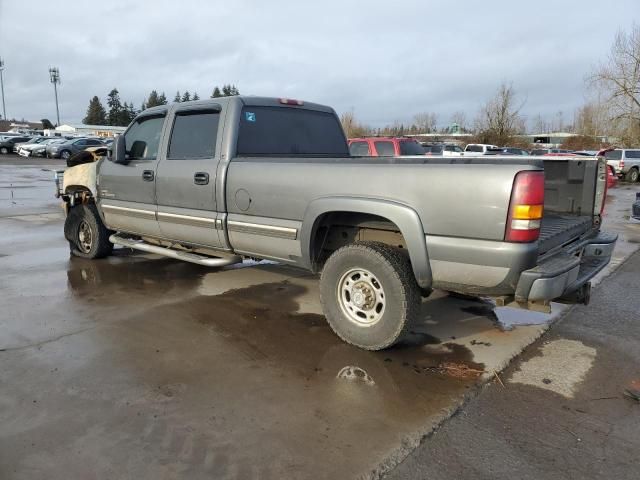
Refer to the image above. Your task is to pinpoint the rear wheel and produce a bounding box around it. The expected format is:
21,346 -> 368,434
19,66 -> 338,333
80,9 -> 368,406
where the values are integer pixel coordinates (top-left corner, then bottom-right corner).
0,146 -> 8,154
625,168 -> 639,183
320,242 -> 421,350
65,203 -> 113,259
60,150 -> 71,160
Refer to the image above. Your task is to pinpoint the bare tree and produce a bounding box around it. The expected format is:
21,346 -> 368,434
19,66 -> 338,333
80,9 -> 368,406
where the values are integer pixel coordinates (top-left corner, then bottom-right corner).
474,82 -> 524,145
449,111 -> 467,132
589,23 -> 640,145
340,110 -> 370,138
531,114 -> 550,134
413,112 -> 437,133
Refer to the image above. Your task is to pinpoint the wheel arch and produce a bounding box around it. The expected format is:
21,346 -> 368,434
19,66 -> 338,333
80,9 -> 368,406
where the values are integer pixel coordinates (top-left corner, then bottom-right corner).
300,197 -> 432,289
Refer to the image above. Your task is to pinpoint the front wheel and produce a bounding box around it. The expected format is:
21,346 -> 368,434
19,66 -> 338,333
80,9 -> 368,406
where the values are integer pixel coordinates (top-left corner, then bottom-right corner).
65,203 -> 113,259
0,147 -> 8,154
60,150 -> 71,160
625,168 -> 639,183
320,242 -> 421,350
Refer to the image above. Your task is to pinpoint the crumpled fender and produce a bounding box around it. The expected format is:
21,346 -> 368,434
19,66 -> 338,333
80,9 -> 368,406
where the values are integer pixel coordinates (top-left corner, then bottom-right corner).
63,161 -> 99,198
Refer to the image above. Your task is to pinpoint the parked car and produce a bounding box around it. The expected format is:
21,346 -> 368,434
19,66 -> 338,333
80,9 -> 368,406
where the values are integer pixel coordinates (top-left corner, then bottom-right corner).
464,143 -> 501,155
422,143 -> 464,156
46,137 -> 105,160
12,136 -> 47,152
501,147 -> 529,155
348,137 -> 425,156
603,149 -> 640,182
530,148 -> 572,156
0,136 -> 32,154
18,138 -> 64,157
57,95 -> 616,350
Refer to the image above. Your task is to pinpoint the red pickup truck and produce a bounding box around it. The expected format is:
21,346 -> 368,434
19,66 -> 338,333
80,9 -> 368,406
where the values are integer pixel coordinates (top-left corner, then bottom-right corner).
348,137 -> 424,156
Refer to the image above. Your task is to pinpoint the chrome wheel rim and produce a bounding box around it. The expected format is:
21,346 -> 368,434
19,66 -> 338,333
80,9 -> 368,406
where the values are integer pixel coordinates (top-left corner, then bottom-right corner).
337,268 -> 385,326
77,220 -> 93,253
62,151 -> 70,159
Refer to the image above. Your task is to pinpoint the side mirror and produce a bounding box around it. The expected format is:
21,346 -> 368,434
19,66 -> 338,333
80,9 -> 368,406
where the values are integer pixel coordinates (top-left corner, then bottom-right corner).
112,135 -> 128,164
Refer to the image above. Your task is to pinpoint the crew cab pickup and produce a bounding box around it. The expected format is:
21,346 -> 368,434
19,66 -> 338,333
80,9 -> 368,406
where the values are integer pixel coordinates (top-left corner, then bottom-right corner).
57,96 -> 617,350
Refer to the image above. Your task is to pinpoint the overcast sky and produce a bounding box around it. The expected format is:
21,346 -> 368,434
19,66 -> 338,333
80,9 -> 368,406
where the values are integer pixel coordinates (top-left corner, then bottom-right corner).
0,0 -> 638,129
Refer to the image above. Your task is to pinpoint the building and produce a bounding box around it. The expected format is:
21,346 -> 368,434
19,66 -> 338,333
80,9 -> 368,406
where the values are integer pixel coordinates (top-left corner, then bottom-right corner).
520,131 -> 615,148
47,124 -> 126,138
0,120 -> 43,133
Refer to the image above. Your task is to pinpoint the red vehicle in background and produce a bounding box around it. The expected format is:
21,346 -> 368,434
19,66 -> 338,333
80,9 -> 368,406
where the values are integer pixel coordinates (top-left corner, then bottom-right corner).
348,137 -> 425,157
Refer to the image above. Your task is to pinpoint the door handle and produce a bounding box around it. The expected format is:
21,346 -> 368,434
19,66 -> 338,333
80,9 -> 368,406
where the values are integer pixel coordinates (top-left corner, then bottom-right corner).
142,170 -> 154,182
194,172 -> 209,185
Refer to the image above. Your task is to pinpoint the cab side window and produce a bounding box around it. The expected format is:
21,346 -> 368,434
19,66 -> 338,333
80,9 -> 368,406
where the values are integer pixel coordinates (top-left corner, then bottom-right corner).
168,111 -> 220,160
374,141 -> 395,156
349,141 -> 371,156
124,115 -> 166,160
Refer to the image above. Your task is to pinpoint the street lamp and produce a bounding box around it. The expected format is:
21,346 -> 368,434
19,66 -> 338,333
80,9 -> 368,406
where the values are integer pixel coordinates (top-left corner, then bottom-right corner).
0,58 -> 6,121
49,66 -> 61,126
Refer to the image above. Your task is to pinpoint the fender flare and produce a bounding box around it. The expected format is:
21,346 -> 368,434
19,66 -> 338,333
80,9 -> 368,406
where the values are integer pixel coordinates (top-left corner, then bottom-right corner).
300,196 -> 432,289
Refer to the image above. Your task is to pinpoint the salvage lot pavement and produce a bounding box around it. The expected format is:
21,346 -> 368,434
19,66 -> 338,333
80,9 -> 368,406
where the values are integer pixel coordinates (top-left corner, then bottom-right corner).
1,155 -> 639,479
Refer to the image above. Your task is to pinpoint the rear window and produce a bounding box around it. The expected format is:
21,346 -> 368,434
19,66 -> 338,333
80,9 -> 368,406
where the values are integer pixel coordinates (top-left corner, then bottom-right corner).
374,141 -> 395,156
465,145 -> 483,152
349,141 -> 371,156
399,141 -> 425,155
236,106 -> 348,156
605,150 -> 622,160
625,150 -> 640,159
429,145 -> 444,154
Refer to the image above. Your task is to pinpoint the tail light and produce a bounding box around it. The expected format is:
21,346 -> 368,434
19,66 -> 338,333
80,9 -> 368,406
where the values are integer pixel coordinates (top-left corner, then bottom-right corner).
505,171 -> 545,242
619,157 -> 625,170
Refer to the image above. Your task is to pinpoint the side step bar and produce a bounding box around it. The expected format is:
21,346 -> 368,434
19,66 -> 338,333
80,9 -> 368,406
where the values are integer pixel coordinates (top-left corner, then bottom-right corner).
109,234 -> 242,268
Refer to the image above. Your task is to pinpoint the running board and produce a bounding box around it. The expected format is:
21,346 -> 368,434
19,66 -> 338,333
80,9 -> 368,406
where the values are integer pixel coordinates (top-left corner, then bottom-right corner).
109,234 -> 242,268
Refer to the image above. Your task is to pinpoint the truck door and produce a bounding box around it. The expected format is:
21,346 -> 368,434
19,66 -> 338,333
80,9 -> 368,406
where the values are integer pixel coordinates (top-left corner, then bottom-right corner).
155,104 -> 224,248
97,112 -> 167,237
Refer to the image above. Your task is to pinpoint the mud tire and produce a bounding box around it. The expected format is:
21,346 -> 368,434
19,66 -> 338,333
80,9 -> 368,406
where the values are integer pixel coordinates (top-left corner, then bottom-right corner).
320,241 -> 421,350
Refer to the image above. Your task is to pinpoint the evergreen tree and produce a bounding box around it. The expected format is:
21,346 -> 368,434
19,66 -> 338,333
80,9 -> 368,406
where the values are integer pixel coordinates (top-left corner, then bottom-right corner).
230,85 -> 240,95
120,102 -> 137,126
181,91 -> 191,102
158,92 -> 167,105
174,91 -> 181,103
83,96 -> 108,125
192,92 -> 200,101
211,87 -> 222,98
146,90 -> 161,108
41,119 -> 55,129
222,84 -> 232,96
107,89 -> 123,126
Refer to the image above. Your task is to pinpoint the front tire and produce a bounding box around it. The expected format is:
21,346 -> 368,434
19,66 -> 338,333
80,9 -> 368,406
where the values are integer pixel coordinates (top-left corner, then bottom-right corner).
65,203 -> 113,259
0,147 -> 8,154
625,168 -> 639,183
320,242 -> 421,350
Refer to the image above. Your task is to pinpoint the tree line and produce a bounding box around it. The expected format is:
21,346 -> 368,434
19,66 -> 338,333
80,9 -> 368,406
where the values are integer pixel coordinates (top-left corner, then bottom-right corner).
342,24 -> 640,149
83,84 -> 240,126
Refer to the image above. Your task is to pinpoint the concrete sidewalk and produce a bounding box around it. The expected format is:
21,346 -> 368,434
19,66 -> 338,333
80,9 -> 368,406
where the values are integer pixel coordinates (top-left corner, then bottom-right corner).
385,249 -> 640,480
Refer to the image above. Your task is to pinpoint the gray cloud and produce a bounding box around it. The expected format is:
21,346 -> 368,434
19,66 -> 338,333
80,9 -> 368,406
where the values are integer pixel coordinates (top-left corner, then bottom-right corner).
0,0 -> 637,128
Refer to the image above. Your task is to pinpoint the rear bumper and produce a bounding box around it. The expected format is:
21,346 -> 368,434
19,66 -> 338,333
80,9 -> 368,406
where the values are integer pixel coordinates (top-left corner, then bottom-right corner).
515,231 -> 618,303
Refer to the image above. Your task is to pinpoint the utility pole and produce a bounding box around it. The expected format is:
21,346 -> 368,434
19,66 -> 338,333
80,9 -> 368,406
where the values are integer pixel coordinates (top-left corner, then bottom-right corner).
49,67 -> 61,126
0,58 -> 6,121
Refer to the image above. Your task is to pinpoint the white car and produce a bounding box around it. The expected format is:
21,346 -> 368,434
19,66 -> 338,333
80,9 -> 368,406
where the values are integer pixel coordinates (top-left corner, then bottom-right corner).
464,143 -> 501,155
19,138 -> 65,157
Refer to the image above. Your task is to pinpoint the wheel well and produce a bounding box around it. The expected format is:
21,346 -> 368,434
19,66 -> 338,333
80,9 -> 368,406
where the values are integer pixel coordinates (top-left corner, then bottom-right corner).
310,212 -> 406,271
63,186 -> 94,207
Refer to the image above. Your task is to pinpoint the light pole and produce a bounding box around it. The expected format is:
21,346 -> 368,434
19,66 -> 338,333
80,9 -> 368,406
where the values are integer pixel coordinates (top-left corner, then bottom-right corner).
49,67 -> 61,126
0,58 -> 6,121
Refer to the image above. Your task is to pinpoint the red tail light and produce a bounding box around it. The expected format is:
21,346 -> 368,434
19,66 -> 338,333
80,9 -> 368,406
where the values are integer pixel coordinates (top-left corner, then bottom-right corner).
279,98 -> 304,106
505,171 -> 545,242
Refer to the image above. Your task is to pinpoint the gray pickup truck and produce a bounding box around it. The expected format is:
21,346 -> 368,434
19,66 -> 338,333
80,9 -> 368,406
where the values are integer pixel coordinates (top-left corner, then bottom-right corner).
57,96 -> 617,350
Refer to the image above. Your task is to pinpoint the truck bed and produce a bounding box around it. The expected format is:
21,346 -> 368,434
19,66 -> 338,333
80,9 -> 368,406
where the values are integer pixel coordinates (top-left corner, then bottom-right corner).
538,214 -> 593,255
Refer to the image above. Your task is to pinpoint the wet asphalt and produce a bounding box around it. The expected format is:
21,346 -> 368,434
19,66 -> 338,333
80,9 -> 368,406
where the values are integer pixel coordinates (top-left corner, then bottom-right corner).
1,155 -> 639,479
